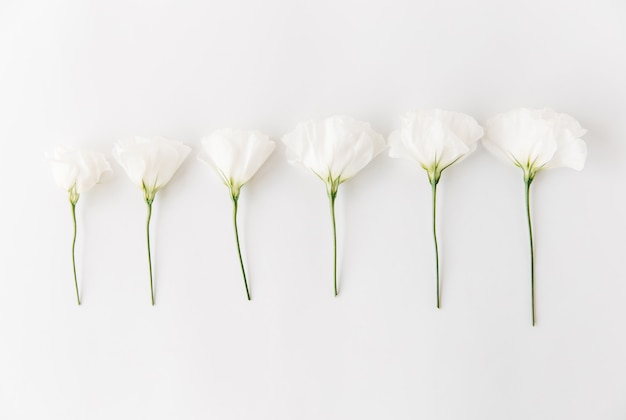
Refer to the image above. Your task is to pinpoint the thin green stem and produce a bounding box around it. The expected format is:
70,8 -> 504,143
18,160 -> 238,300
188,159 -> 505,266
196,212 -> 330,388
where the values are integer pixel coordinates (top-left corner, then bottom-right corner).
329,192 -> 338,296
71,202 -> 81,305
431,181 -> 440,309
525,179 -> 535,326
146,201 -> 155,306
232,195 -> 251,300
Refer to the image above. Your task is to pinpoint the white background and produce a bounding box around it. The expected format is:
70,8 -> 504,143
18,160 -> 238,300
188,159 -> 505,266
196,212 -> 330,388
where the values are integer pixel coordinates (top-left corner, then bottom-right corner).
1,0 -> 625,418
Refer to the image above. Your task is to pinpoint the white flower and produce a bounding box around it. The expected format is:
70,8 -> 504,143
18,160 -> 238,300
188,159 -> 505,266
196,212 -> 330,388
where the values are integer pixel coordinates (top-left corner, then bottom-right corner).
199,129 -> 276,300
282,116 -> 385,296
112,136 -> 191,202
482,107 -> 588,326
199,129 -> 276,198
282,115 -> 386,194
113,136 -> 191,305
388,109 -> 484,183
388,109 -> 483,309
47,146 -> 111,305
48,146 -> 111,204
482,107 -> 587,181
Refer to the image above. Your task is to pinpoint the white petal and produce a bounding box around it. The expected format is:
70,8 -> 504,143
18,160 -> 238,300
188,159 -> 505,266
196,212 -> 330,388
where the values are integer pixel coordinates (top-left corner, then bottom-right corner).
113,136 -> 190,192
323,117 -> 372,180
199,132 -> 234,185
483,108 -> 557,169
48,146 -> 110,194
282,115 -> 385,184
233,132 -> 276,185
282,122 -> 328,178
543,110 -> 587,170
388,109 -> 483,171
152,138 -> 191,189
74,150 -> 111,193
200,129 -> 275,188
483,107 -> 587,174
113,139 -> 148,188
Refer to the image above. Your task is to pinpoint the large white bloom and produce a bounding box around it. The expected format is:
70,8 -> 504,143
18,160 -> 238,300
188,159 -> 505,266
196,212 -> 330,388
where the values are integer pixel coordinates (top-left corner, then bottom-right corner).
112,136 -> 191,306
482,108 -> 587,180
199,129 -> 276,197
47,146 -> 111,305
198,129 -> 276,301
282,116 -> 385,297
482,107 -> 587,326
282,115 -> 386,193
388,109 -> 484,183
388,109 -> 483,309
48,146 -> 111,203
113,136 -> 191,201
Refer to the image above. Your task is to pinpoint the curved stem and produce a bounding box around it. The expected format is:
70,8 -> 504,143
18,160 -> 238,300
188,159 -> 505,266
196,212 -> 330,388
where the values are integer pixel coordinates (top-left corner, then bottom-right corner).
525,179 -> 535,326
71,202 -> 81,305
329,192 -> 338,296
232,196 -> 251,300
146,201 -> 155,306
431,181 -> 440,309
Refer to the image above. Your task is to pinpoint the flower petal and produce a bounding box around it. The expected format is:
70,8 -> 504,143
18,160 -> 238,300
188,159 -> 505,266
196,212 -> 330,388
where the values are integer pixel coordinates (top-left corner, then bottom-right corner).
483,108 -> 557,170
483,107 -> 587,174
113,136 -> 191,192
543,110 -> 587,171
282,115 -> 385,185
48,146 -> 111,194
200,129 -> 275,189
388,109 -> 483,172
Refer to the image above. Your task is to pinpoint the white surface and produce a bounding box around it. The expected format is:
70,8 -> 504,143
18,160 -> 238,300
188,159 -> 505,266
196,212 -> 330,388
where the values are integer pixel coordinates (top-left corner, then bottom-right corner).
1,0 -> 625,418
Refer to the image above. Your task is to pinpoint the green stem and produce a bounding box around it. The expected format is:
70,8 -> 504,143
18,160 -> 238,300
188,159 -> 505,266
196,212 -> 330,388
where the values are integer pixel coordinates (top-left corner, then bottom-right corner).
146,201 -> 155,306
431,181 -> 440,309
232,195 -> 251,300
71,202 -> 81,305
525,179 -> 535,326
329,191 -> 338,296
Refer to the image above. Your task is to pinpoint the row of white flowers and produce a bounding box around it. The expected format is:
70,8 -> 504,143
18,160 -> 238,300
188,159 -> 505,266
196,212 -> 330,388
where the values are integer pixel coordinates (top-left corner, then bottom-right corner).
48,108 -> 587,325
